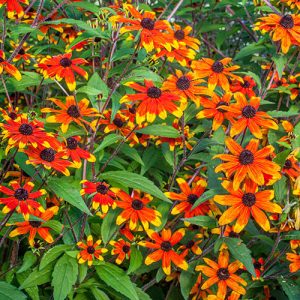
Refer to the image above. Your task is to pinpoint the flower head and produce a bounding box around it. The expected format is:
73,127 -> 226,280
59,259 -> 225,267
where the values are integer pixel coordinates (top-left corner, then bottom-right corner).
0,50 -> 22,80
110,239 -> 131,264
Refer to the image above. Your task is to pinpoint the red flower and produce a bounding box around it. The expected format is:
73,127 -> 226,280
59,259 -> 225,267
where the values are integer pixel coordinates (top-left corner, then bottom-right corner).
0,0 -> 28,19
110,239 -> 131,264
0,50 -> 22,80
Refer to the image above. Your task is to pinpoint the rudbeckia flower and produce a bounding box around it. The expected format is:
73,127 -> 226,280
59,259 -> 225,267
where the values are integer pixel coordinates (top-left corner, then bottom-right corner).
109,239 -> 131,264
0,50 -> 22,80
196,250 -> 246,298
171,24 -> 200,51
226,92 -> 278,139
10,41 -> 34,63
77,235 -> 107,266
254,14 -> 300,54
0,0 -> 28,19
286,252 -> 300,272
282,155 -> 300,181
113,189 -> 161,230
178,233 -> 203,256
139,228 -> 188,275
214,138 -> 281,190
120,80 -> 182,124
191,57 -> 241,91
37,53 -> 88,91
80,180 -> 116,213
41,96 -> 99,133
214,180 -> 282,232
230,75 -> 256,98
0,181 -> 46,220
165,178 -> 210,219
281,0 -> 300,10
9,206 -> 59,246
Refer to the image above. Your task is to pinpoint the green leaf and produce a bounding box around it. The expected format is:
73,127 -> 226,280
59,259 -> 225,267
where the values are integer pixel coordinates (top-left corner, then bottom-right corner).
16,271 -> 40,300
180,270 -> 197,300
120,143 -> 144,166
273,56 -> 287,78
274,150 -> 290,167
52,254 -> 78,300
234,43 -> 265,60
127,246 -> 143,274
222,237 -> 256,277
40,245 -> 73,270
90,288 -> 110,300
274,176 -> 287,202
101,171 -> 170,203
21,266 -> 53,289
101,208 -> 120,244
192,189 -> 221,209
269,106 -> 299,118
47,177 -> 91,215
0,282 -> 27,300
278,278 -> 300,299
78,263 -> 88,284
122,67 -> 162,84
94,134 -> 123,153
95,262 -> 139,300
43,220 -> 64,233
182,216 -> 217,228
136,125 -> 180,138
281,231 -> 300,240
69,1 -> 101,13
17,251 -> 37,273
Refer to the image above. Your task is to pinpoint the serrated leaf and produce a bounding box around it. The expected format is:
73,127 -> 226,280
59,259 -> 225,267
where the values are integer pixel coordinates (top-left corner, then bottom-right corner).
20,266 -> 53,289
17,251 -> 37,273
94,134 -> 123,153
135,125 -> 180,138
182,216 -> 217,228
0,282 -> 27,300
127,246 -> 143,274
40,245 -> 72,270
192,189 -> 221,209
90,288 -> 110,300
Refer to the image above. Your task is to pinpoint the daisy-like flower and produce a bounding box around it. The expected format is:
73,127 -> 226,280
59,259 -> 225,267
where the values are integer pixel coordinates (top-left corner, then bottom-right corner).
196,92 -> 235,131
80,180 -> 116,213
214,138 -> 281,190
286,252 -> 300,272
10,41 -> 34,63
120,80 -> 182,124
9,206 -> 59,246
162,70 -> 210,107
251,258 -> 265,279
196,250 -> 246,298
25,145 -> 72,176
0,181 -> 45,220
77,235 -> 108,266
282,155 -> 300,181
0,0 -> 28,19
62,136 -> 96,168
279,120 -> 296,144
225,93 -> 278,139
37,53 -> 88,91
179,233 -> 203,256
281,0 -> 300,10
139,228 -> 188,275
214,180 -> 282,232
165,178 -> 210,219
230,75 -> 256,98
112,189 -> 161,230
254,14 -> 300,54
171,24 -> 200,51
0,50 -> 22,80
191,57 -> 241,91
112,4 -> 172,52
41,96 -> 99,133
0,116 -> 56,154
109,239 -> 131,264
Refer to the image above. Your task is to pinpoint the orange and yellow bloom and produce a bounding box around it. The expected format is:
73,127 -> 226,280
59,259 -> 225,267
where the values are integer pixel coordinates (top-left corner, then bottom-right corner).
0,50 -> 22,80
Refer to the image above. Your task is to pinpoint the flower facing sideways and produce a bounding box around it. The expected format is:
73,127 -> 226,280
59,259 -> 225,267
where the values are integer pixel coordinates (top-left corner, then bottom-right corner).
110,239 -> 131,264
0,50 -> 22,80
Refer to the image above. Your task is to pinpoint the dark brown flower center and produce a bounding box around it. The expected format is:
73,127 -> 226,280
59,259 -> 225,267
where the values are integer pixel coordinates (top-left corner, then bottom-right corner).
87,246 -> 95,254
140,18 -> 155,30
67,105 -> 80,118
187,194 -> 198,204
242,81 -> 251,88
129,105 -> 136,114
131,199 -> 144,210
96,184 -> 108,194
280,14 -> 294,29
9,112 -> 18,120
174,29 -> 185,40
66,137 -> 78,149
239,150 -> 254,165
229,231 -> 240,238
284,159 -> 292,169
254,261 -> 262,269
19,123 -> 33,135
0,57 -> 4,63
94,37 -> 101,43
14,188 -> 28,201
212,61 -> 224,73
161,241 -> 172,252
242,193 -> 256,207
217,267 -> 230,280
186,240 -> 195,248
176,76 -> 190,90
18,48 -> 25,55
122,245 -> 130,253
60,57 -> 72,67
113,117 -> 124,128
277,80 -> 282,86
40,148 -> 55,162
242,105 -> 256,118
147,86 -> 162,98
216,101 -> 229,113
29,221 -> 42,228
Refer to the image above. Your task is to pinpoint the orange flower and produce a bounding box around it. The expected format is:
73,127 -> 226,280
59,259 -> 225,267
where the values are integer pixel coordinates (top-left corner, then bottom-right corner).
113,189 -> 161,230
25,145 -> 72,176
162,69 -> 210,107
214,138 -> 281,190
225,93 -> 278,139
279,120 -> 295,144
230,76 -> 256,98
120,80 -> 182,124
139,228 -> 188,275
9,206 -> 59,246
178,233 -> 203,256
286,252 -> 300,272
77,235 -> 107,266
254,14 -> 300,53
0,181 -> 46,220
214,180 -> 282,232
282,155 -> 300,181
41,96 -> 99,133
165,178 -> 210,219
195,250 -> 246,298
281,0 -> 300,10
80,181 -> 116,213
109,239 -> 131,264
196,92 -> 235,131
0,50 -> 21,80
10,41 -> 34,63
0,0 -> 28,19
37,53 -> 88,91
191,57 -> 241,91
171,24 -> 200,51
